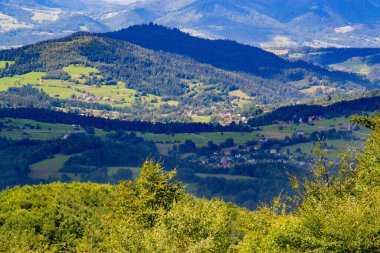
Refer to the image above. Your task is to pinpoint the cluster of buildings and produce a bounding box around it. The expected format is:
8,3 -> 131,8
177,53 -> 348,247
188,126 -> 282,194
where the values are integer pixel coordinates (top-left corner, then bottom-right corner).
217,112 -> 247,125
77,93 -> 125,105
193,143 -> 309,170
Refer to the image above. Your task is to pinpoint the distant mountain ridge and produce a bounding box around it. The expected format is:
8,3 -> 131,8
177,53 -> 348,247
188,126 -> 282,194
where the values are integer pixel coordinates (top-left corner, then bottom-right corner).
100,24 -> 371,87
1,0 -> 380,48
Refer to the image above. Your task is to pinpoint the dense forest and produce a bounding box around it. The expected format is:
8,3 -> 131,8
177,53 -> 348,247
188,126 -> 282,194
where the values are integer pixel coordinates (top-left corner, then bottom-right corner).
0,114 -> 380,252
101,24 -> 370,87
249,94 -> 380,126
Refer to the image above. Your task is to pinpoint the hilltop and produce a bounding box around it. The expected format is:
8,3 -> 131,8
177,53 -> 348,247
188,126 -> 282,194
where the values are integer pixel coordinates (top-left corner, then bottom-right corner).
0,33 -> 302,121
101,24 -> 369,86
0,26 -> 373,122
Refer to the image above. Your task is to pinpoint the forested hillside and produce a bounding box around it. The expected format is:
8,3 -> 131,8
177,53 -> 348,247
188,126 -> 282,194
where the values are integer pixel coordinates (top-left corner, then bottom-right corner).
0,26 -> 375,122
102,24 -> 370,87
0,32 -> 303,101
0,32 -> 309,122
1,114 -> 380,252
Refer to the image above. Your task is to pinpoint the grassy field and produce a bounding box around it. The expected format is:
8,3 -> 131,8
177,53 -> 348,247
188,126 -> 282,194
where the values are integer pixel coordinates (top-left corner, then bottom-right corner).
0,130 -> 68,140
137,131 -> 260,145
191,115 -> 211,123
0,118 -> 84,140
63,65 -> 100,76
107,166 -> 141,179
1,116 -> 366,146
275,117 -> 368,160
0,72 -> 46,90
229,90 -> 252,99
313,117 -> 348,127
0,61 -> 15,69
134,117 -> 362,147
3,118 -> 74,130
0,67 -> 169,108
195,173 -> 255,181
2,115 -> 369,181
329,59 -> 371,76
300,85 -> 336,94
30,154 -> 76,180
281,139 -> 366,160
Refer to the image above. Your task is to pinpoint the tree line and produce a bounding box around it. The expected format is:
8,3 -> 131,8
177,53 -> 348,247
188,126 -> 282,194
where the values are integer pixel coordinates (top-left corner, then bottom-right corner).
249,94 -> 380,126
0,107 -> 249,133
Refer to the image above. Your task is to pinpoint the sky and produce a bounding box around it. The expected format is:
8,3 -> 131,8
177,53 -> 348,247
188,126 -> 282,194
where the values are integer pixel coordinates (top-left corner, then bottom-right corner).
103,0 -> 144,3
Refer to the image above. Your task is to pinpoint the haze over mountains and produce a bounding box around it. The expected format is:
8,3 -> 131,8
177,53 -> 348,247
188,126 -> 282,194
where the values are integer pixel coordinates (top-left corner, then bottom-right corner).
1,0 -> 380,48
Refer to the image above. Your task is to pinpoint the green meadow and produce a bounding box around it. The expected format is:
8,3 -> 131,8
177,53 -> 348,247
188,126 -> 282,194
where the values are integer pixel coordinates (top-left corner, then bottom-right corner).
107,166 -> 141,179
30,154 -> 77,180
0,72 -> 46,90
136,131 -> 260,145
63,65 -> 100,76
281,139 -> 366,160
0,61 -> 15,69
0,118 -> 83,140
195,173 -> 256,181
0,66 -> 165,106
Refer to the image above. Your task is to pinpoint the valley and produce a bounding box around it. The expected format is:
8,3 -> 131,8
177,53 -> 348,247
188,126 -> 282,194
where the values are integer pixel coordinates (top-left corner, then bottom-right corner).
2,2 -> 380,251
0,105 -> 370,210
0,25 -> 378,210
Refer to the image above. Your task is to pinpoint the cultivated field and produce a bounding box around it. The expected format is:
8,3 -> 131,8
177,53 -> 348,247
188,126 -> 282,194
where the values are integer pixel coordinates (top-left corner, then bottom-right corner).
30,154 -> 78,180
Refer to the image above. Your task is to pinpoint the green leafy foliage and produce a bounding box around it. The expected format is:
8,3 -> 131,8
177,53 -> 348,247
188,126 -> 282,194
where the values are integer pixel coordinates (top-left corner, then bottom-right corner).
0,161 -> 242,252
237,115 -> 380,252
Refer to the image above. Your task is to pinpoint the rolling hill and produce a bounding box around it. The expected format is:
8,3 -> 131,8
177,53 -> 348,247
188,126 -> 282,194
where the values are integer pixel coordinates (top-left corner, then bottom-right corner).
101,24 -> 370,86
0,32 -> 302,121
0,28 -> 372,122
0,33 -> 302,99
